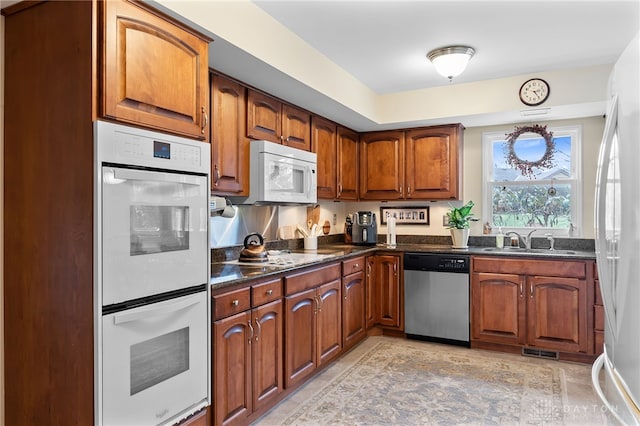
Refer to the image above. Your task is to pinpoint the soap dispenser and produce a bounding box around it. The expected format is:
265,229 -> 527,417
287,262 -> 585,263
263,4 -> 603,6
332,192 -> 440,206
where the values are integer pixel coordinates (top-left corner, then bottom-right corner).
496,227 -> 504,248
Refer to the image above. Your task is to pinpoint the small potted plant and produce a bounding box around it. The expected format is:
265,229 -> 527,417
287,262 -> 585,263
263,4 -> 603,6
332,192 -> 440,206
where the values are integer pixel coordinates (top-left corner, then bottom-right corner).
446,201 -> 477,248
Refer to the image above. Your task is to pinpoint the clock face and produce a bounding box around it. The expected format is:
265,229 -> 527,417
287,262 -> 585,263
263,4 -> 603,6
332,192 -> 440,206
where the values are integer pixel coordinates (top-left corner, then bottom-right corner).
519,78 -> 550,106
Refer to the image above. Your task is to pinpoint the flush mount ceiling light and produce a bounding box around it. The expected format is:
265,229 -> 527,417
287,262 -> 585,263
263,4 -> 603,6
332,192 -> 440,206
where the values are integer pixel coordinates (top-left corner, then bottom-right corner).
427,46 -> 475,81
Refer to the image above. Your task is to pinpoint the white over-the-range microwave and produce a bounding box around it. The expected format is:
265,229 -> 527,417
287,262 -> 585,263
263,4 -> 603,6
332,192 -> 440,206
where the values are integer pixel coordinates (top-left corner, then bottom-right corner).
232,140 -> 317,205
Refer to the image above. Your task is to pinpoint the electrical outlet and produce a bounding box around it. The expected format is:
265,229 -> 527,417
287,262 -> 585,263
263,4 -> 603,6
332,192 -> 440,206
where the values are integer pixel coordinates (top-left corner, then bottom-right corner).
443,215 -> 450,226
332,213 -> 337,225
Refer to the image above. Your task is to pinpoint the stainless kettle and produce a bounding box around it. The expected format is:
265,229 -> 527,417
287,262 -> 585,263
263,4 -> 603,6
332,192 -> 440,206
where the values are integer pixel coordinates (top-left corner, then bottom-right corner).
239,232 -> 268,262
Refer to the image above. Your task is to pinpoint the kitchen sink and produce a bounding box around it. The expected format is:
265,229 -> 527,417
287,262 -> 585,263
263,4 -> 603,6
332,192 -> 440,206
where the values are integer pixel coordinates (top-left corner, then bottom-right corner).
482,247 -> 576,255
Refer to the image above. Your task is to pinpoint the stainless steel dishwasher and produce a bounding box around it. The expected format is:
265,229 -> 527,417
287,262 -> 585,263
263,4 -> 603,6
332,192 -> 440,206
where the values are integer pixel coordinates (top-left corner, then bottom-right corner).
404,252 -> 470,347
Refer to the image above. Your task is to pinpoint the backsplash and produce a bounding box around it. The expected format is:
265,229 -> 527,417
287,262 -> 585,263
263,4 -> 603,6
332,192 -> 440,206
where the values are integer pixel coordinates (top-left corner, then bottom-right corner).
210,233 -> 594,263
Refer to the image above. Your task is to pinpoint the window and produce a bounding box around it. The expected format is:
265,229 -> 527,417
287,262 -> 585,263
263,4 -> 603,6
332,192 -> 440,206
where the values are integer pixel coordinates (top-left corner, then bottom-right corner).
482,125 -> 582,236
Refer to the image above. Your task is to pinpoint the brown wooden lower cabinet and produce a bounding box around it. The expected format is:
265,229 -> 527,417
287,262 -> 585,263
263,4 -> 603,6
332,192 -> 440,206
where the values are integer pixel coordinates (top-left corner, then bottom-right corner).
284,269 -> 342,389
471,256 -> 594,358
366,253 -> 403,331
213,279 -> 283,426
594,263 -> 604,355
179,407 -> 210,425
342,256 -> 367,350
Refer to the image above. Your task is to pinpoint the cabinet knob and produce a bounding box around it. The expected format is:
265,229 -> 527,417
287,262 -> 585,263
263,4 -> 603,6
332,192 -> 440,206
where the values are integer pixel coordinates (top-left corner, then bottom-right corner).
353,263 -> 359,269
266,289 -> 273,295
232,299 -> 239,306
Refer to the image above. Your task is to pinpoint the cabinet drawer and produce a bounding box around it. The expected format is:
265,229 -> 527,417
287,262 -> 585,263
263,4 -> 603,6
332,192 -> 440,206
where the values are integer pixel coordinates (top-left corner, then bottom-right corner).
212,287 -> 251,320
594,304 -> 604,331
342,256 -> 365,276
252,278 -> 283,306
285,263 -> 341,295
472,256 -> 586,278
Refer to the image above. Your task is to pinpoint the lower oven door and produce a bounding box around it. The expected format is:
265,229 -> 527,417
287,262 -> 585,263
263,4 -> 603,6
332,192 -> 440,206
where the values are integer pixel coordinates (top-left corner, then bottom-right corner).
101,291 -> 209,426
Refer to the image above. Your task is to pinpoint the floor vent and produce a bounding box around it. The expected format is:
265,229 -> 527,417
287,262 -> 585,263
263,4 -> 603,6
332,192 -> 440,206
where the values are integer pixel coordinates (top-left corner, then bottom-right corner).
522,347 -> 559,359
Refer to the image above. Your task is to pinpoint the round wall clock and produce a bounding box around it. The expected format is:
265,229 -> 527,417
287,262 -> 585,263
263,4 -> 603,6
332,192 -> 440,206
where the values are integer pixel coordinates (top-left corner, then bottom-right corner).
519,78 -> 550,106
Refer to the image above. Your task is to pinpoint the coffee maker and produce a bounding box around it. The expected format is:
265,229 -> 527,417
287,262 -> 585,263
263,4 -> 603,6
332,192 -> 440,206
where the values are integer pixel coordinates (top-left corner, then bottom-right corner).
351,211 -> 377,245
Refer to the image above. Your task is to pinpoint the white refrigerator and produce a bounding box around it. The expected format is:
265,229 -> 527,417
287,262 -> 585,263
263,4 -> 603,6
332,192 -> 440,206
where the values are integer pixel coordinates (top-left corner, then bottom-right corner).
591,31 -> 640,424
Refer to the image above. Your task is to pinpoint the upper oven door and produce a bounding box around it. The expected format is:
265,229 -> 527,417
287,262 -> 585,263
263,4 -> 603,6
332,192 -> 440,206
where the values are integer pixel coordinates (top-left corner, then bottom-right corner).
101,166 -> 208,305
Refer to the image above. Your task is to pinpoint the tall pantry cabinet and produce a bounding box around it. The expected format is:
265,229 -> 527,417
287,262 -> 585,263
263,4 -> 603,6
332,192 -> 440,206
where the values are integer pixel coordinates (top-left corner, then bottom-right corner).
2,1 -> 211,424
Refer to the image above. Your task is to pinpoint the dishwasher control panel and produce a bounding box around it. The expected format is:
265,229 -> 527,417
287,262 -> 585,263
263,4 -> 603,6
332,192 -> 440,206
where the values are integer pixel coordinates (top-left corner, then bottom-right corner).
404,253 -> 470,273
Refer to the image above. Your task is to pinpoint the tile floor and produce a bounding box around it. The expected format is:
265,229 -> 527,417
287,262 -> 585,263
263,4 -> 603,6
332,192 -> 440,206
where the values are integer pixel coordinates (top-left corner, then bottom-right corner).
255,336 -> 609,425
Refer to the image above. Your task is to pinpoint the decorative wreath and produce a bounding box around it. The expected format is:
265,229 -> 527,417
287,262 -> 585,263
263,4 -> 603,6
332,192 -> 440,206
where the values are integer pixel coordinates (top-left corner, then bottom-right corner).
504,124 -> 555,178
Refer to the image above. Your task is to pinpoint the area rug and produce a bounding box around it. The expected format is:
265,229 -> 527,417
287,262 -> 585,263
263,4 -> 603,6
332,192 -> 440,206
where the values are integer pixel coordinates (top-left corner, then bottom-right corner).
281,340 -> 566,425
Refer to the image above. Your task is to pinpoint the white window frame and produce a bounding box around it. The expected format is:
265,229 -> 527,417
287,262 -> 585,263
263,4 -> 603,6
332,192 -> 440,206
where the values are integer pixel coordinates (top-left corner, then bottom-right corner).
482,125 -> 582,237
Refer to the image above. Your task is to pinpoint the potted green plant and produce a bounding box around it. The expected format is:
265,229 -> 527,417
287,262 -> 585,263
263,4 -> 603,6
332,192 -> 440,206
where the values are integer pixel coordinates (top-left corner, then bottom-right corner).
446,201 -> 477,248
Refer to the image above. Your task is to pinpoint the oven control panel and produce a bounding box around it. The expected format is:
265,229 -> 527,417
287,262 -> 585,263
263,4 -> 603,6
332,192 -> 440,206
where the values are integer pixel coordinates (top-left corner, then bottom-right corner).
96,120 -> 209,175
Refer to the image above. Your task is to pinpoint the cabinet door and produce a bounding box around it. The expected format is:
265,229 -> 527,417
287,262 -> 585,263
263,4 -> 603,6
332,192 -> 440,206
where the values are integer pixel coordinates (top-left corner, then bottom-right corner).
365,257 -> 378,328
211,74 -> 249,195
337,126 -> 359,200
247,90 -> 281,143
284,288 -> 317,388
179,407 -> 210,426
359,131 -> 405,200
317,279 -> 342,366
471,272 -> 526,345
213,311 -> 252,426
282,104 -> 311,151
312,116 -> 338,199
251,300 -> 283,412
526,276 -> 588,353
405,125 -> 462,199
342,270 -> 366,349
375,255 -> 403,329
103,0 -> 210,139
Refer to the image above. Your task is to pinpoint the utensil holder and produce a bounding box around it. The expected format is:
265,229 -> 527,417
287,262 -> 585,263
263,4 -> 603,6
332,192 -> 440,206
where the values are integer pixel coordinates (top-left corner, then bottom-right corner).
304,236 -> 317,250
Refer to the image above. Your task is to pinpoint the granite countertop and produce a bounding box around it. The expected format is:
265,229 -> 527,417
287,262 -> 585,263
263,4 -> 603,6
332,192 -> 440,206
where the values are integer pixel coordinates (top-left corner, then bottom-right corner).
210,240 -> 595,289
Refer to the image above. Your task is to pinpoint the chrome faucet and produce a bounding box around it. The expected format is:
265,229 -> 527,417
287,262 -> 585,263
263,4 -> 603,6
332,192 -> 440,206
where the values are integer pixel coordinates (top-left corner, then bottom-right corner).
505,230 -> 538,249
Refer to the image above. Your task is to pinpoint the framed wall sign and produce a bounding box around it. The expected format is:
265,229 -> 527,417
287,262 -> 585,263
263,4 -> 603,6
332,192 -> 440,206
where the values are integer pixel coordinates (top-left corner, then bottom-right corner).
380,206 -> 430,225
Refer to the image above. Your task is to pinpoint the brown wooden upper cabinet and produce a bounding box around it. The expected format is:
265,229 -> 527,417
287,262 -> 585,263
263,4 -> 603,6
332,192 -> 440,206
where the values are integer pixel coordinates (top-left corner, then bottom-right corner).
312,117 -> 360,200
211,73 -> 249,195
312,116 -> 338,198
405,124 -> 463,199
247,90 -> 311,151
337,126 -> 360,200
102,0 -> 211,140
360,124 -> 463,200
359,130 -> 405,200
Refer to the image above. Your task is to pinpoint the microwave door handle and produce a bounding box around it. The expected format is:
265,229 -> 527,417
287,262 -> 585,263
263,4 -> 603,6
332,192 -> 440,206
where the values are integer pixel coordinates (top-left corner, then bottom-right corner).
306,166 -> 313,195
112,168 -> 202,186
112,296 -> 201,325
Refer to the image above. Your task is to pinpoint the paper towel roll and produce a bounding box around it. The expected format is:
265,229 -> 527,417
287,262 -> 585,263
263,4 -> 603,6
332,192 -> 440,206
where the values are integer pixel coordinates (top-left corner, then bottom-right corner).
387,216 -> 397,246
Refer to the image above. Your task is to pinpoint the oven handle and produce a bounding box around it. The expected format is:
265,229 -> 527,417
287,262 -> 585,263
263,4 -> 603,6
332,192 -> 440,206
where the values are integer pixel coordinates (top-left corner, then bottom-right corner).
113,296 -> 201,325
112,168 -> 203,186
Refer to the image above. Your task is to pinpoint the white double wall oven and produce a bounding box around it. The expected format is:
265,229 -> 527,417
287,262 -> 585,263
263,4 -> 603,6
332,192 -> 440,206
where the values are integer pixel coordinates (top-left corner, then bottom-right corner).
95,121 -> 211,426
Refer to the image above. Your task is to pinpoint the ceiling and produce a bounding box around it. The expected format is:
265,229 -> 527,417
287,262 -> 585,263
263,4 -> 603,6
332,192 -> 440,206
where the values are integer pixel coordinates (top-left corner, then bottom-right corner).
252,1 -> 639,94
6,0 -> 631,131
